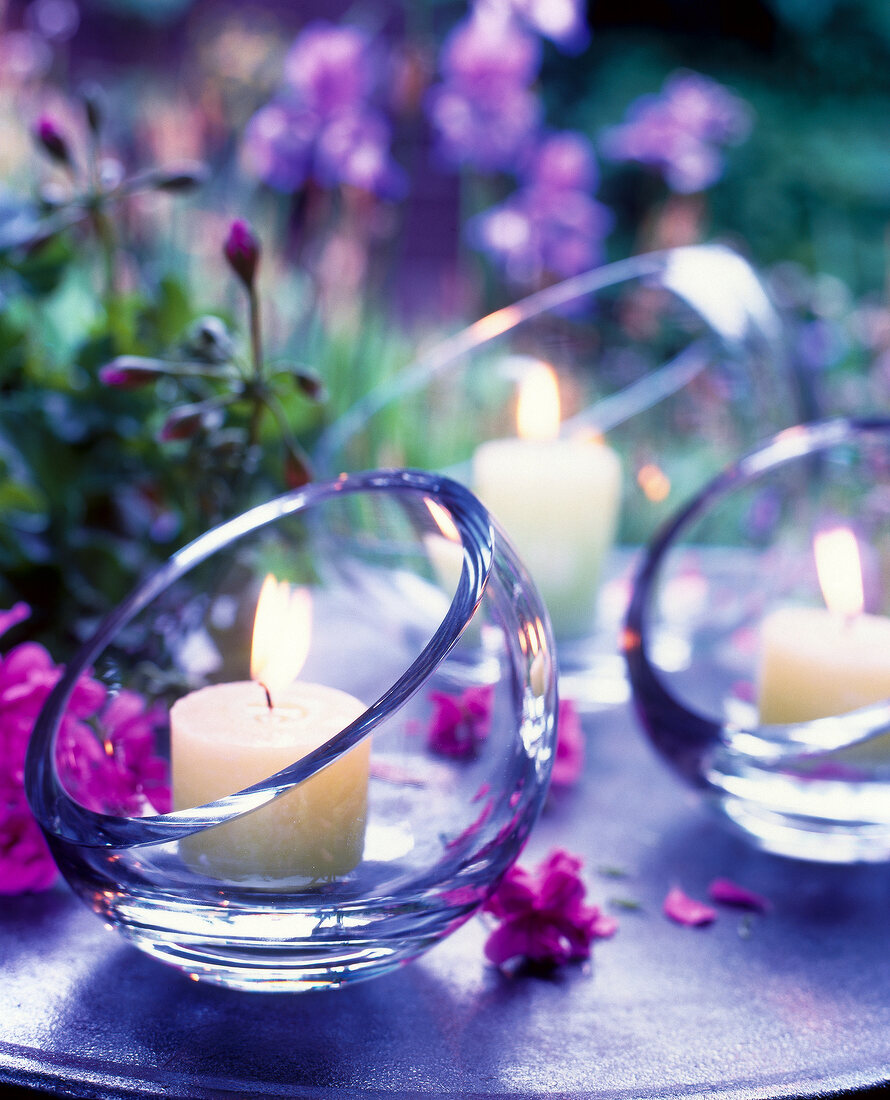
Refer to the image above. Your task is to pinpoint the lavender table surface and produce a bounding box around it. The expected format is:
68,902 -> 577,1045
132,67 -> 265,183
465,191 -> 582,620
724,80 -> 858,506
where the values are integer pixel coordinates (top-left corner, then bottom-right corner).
2,695 -> 889,1099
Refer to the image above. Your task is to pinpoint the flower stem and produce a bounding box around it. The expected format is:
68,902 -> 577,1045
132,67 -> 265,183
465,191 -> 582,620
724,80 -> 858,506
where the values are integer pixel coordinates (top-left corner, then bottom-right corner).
248,284 -> 263,380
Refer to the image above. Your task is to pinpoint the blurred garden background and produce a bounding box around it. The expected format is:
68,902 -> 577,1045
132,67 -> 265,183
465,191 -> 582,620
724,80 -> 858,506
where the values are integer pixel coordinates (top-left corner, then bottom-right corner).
2,0 -> 890,656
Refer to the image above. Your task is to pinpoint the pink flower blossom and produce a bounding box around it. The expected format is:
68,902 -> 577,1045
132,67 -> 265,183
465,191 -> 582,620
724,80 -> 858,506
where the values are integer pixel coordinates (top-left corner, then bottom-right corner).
663,885 -> 717,926
707,877 -> 771,913
483,848 -> 617,968
551,698 -> 584,788
427,684 -> 494,757
0,606 -> 170,894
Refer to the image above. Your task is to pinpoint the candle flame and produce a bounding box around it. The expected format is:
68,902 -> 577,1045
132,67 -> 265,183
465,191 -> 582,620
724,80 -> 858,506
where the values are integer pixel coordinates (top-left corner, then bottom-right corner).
250,574 -> 312,696
516,363 -> 560,442
814,527 -> 864,619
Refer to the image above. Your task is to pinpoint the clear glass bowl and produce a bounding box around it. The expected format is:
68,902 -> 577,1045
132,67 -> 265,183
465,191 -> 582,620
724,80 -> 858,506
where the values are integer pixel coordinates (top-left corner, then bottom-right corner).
624,418 -> 890,863
315,245 -> 806,704
25,470 -> 557,991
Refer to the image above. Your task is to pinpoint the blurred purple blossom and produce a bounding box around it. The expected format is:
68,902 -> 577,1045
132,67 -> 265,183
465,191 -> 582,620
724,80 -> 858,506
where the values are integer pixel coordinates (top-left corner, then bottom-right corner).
484,0 -> 590,53
426,9 -> 542,172
283,23 -> 375,115
469,131 -> 612,284
242,21 -> 404,198
602,70 -> 753,193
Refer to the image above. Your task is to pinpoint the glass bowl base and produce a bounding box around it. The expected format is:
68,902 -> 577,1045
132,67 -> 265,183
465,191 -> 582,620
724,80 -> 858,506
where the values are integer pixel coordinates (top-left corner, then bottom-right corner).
704,765 -> 890,863
68,868 -> 476,991
127,932 -> 446,992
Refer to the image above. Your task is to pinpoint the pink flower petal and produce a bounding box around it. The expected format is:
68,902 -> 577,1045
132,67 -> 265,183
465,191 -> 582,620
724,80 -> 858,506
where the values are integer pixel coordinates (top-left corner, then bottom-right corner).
663,885 -> 717,926
0,603 -> 30,641
427,684 -> 493,757
551,698 -> 584,788
707,877 -> 771,913
483,847 -> 615,969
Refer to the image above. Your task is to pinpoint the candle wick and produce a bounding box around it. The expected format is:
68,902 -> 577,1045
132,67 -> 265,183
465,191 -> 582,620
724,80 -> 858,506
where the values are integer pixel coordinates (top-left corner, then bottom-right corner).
261,682 -> 273,710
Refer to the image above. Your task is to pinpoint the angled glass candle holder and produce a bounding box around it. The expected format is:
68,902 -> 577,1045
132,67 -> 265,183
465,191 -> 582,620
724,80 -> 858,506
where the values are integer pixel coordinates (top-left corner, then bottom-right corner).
624,418 -> 890,863
25,470 -> 557,991
316,245 -> 805,706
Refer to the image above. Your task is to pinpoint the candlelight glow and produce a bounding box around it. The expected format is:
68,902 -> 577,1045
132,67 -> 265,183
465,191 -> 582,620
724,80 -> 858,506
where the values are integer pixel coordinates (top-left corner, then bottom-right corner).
814,527 -> 864,618
517,363 -> 560,442
425,497 -> 462,543
637,462 -> 671,503
250,574 -> 312,695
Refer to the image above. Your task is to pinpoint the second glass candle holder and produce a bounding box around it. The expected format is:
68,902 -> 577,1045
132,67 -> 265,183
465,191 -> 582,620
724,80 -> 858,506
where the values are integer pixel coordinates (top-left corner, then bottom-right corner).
316,244 -> 804,705
625,418 -> 890,863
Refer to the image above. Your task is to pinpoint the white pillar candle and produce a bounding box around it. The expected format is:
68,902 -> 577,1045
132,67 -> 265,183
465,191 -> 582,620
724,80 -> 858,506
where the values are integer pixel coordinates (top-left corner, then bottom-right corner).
172,681 -> 368,881
171,575 -> 369,883
472,363 -> 622,640
757,606 -> 890,724
757,528 -> 890,738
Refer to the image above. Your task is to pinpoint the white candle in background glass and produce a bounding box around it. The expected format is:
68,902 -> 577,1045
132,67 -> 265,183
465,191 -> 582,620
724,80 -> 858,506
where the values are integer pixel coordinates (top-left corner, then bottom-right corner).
757,527 -> 890,726
472,362 -> 622,640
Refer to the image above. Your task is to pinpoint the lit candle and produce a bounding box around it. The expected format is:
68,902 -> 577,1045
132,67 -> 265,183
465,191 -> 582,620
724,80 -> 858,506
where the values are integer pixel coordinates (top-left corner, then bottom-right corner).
171,575 -> 369,882
757,528 -> 890,724
472,362 -> 622,639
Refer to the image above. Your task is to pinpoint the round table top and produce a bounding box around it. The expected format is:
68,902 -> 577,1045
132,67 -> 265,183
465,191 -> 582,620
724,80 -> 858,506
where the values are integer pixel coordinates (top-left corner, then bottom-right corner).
2,694 -> 890,1099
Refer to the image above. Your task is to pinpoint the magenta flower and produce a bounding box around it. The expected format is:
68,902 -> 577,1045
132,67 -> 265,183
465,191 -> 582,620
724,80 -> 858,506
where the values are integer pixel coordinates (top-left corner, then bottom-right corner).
551,698 -> 584,788
483,848 -> 617,968
602,70 -> 752,193
427,684 -> 494,758
0,606 -> 170,894
663,885 -> 717,926
426,10 -> 542,172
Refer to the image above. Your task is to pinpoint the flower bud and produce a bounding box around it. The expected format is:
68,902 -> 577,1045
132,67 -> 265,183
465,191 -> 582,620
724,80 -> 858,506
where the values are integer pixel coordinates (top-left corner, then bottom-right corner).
184,315 -> 234,364
99,356 -> 167,389
223,219 -> 260,289
284,445 -> 312,489
33,114 -> 72,168
159,402 -> 223,441
80,82 -> 106,136
151,162 -> 210,193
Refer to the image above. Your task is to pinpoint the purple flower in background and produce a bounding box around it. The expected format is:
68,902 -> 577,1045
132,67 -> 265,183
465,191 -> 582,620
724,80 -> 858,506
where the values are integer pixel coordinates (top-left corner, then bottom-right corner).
315,111 -> 404,195
242,101 -> 316,194
283,23 -> 375,114
426,9 -> 542,172
602,70 -> 752,193
242,20 -> 404,198
469,131 -> 612,284
485,0 -> 590,53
